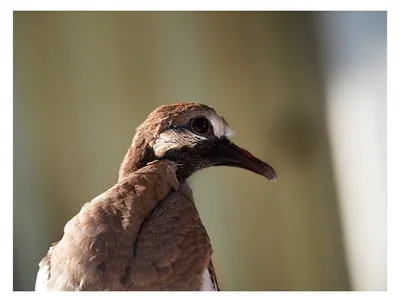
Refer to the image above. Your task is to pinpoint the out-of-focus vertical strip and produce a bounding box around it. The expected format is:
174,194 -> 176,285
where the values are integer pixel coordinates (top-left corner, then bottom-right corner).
315,12 -> 387,290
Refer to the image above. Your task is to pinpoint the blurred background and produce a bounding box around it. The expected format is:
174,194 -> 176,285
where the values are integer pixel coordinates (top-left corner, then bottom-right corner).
13,11 -> 386,291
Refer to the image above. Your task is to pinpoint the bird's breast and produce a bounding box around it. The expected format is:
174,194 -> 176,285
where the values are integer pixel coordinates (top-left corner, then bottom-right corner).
129,182 -> 213,290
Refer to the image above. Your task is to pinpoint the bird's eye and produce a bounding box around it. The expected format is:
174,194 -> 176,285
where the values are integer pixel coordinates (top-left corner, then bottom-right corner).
191,116 -> 210,135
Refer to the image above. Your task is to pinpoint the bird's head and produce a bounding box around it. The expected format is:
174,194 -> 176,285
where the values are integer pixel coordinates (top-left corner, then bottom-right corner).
119,102 -> 277,182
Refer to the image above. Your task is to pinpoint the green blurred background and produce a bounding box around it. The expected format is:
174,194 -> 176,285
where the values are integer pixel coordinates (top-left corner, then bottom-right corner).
13,11 -> 386,291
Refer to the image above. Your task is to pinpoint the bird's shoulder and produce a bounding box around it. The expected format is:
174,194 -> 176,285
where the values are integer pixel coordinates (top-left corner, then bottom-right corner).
35,159 -> 180,291
117,159 -> 180,192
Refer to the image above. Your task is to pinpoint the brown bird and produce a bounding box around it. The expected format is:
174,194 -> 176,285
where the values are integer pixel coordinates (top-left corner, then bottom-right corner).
35,102 -> 277,291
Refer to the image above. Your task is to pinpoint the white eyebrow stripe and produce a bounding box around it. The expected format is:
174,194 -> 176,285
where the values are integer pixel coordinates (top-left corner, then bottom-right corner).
225,128 -> 234,138
209,116 -> 231,138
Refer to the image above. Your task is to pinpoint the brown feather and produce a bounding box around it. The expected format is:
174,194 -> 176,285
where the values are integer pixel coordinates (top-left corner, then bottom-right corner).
37,103 -> 223,291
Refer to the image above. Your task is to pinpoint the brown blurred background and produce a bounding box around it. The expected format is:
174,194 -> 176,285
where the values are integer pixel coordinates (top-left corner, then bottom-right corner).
13,11 -> 386,291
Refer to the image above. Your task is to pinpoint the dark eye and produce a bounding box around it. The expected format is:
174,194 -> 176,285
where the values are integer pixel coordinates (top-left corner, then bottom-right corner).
191,116 -> 210,135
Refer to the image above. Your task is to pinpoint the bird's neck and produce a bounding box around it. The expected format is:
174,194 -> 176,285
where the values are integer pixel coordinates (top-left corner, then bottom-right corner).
118,140 -> 195,183
118,135 -> 206,184
118,141 -> 157,181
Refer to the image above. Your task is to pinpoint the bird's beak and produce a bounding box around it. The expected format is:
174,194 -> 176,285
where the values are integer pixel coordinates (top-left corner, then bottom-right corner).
207,139 -> 277,182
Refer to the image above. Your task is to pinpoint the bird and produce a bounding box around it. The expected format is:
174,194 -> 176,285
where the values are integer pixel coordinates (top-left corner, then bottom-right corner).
35,102 -> 277,291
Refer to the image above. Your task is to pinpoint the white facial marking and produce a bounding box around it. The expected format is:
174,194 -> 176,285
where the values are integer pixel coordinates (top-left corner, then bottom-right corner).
224,127 -> 235,138
153,129 -> 206,157
209,115 -> 232,138
153,112 -> 233,156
